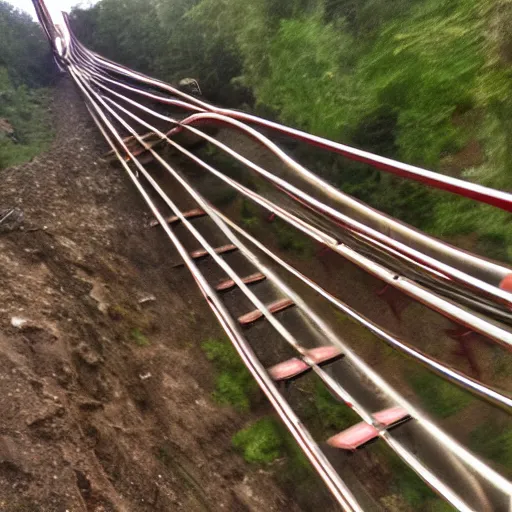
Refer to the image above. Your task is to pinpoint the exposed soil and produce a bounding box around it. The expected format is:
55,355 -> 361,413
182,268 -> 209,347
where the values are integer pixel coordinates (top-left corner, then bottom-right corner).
0,78 -> 305,512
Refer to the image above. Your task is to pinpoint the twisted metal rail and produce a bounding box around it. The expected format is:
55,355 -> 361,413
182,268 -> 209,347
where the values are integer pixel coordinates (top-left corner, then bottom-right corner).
33,2 -> 512,510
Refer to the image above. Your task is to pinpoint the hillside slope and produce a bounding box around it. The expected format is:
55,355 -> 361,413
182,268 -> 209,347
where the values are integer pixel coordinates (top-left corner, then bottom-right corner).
0,77 -> 304,512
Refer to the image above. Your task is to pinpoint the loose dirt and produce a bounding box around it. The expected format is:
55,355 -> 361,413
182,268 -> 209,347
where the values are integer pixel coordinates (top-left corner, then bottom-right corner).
0,78 -> 304,512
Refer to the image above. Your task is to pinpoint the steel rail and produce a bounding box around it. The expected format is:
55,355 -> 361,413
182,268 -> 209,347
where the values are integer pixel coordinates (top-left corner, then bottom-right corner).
74,70 -> 363,512
69,60 -> 512,501
75,71 -> 512,406
99,81 -> 512,318
74,42 -> 512,215
73,43 -> 512,285
69,54 -> 508,300
87,86 -> 512,350
78,68 -> 512,321
31,8 -> 512,509
70,65 -> 481,511
92,78 -> 512,314
212,208 -> 512,410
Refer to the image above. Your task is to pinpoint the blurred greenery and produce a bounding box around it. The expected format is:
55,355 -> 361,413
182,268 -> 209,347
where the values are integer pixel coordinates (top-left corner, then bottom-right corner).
70,0 -> 512,262
373,443 -> 455,510
470,422 -> 512,477
407,368 -> 473,418
0,2 -> 54,171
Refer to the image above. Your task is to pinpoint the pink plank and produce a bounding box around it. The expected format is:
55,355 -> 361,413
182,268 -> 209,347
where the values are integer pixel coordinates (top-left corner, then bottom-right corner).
373,406 -> 410,427
307,346 -> 343,365
238,298 -> 295,326
327,423 -> 379,451
215,272 -> 266,292
327,406 -> 411,451
267,358 -> 309,381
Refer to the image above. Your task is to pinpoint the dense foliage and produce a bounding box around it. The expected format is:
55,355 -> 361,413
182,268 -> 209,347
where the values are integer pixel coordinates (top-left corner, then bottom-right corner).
70,0 -> 512,261
0,2 -> 55,170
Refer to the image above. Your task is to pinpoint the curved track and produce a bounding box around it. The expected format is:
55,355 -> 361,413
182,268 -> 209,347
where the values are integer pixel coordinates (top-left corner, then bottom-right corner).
31,3 -> 512,510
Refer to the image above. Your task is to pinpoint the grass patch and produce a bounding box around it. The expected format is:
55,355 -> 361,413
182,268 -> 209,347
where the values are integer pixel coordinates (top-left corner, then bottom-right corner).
311,380 -> 359,432
232,416 -> 312,480
0,68 -> 54,170
131,328 -> 150,347
407,369 -> 472,418
232,417 -> 283,464
202,337 -> 257,411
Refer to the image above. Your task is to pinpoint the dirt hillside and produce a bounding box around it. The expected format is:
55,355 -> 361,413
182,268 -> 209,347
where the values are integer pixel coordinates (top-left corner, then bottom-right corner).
0,77 -> 304,512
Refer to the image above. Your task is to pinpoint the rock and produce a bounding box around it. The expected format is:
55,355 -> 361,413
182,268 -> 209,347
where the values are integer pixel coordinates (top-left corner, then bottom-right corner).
138,294 -> 156,305
73,342 -> 102,367
0,208 -> 24,233
178,78 -> 202,97
0,436 -> 28,473
11,316 -> 28,329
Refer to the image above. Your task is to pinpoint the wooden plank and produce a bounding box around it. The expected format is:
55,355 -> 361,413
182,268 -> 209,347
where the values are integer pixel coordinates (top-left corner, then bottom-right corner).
189,244 -> 237,260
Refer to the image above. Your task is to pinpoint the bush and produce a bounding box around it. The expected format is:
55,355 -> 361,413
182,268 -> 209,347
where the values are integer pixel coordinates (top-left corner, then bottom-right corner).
0,68 -> 53,171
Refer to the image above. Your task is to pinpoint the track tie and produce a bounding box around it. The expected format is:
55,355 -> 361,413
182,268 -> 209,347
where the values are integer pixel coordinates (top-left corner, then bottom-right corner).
173,244 -> 238,268
149,208 -> 206,228
103,131 -> 161,162
238,297 -> 295,326
327,406 -> 411,451
215,272 -> 266,292
267,345 -> 343,382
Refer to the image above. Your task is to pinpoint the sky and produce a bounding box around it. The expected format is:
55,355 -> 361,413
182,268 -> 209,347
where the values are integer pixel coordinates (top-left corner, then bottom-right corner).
5,0 -> 98,19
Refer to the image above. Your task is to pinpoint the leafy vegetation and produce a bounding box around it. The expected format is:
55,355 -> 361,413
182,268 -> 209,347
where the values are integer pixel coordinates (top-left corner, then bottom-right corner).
71,0 -> 512,262
232,415 -> 312,483
201,337 -> 258,411
0,2 -> 54,171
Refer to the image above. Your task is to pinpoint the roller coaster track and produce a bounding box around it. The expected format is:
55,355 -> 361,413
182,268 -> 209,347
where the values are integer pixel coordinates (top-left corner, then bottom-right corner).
32,2 -> 512,510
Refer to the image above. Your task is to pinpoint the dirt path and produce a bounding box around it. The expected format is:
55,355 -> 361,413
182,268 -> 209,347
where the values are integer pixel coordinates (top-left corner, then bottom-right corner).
0,77 -> 304,512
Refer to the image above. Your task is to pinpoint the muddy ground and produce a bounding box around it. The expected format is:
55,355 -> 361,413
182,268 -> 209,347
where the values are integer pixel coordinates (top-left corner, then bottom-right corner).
0,78 -> 309,512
